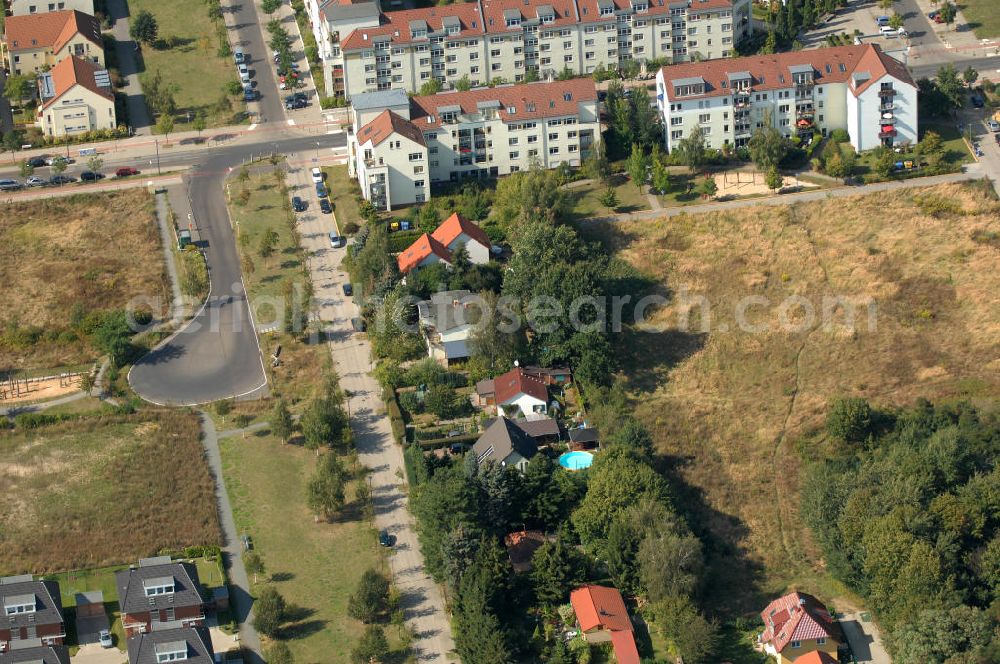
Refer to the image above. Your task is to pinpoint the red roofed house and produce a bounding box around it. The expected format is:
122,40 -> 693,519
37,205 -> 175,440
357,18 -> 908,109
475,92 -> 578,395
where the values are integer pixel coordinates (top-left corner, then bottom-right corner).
349,107 -> 429,211
493,366 -> 548,418
794,652 -> 838,664
396,212 -> 492,274
36,55 -> 115,137
569,585 -> 640,664
759,592 -> 839,664
2,9 -> 103,75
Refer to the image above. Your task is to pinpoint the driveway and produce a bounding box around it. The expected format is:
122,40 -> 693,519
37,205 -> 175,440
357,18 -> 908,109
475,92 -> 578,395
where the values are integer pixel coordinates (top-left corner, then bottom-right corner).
289,160 -> 456,661
838,610 -> 891,664
76,614 -> 110,646
74,643 -> 127,664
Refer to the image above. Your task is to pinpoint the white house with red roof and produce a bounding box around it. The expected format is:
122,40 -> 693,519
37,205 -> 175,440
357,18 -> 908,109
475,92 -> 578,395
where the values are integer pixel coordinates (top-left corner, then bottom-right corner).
2,9 -> 103,75
569,585 -> 640,664
36,55 -> 115,137
349,107 -> 430,210
656,44 -> 916,153
759,591 -> 840,664
491,366 -> 548,418
396,212 -> 492,274
304,0 -> 750,100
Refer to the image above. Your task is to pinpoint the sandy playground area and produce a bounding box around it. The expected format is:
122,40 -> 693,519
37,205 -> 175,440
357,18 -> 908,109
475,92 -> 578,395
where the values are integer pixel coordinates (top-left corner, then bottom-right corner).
0,374 -> 83,405
714,170 -> 819,197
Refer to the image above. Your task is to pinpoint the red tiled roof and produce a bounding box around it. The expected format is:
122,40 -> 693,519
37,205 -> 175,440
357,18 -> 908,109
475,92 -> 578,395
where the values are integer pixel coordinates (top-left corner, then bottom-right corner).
357,109 -> 426,148
494,367 -> 548,406
5,10 -> 102,52
431,212 -> 491,250
760,592 -> 837,654
609,630 -> 641,664
397,233 -> 452,273
410,78 -> 597,131
480,0 -> 578,33
42,55 -> 113,110
850,43 -> 914,96
571,584 -> 639,663
340,3 -> 485,50
659,44 -> 913,103
795,652 -> 838,664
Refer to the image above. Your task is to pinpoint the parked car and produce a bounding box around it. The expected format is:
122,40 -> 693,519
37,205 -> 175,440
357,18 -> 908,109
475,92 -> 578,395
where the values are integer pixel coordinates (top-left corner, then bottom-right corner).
116,167 -> 140,177
928,10 -> 939,19
80,171 -> 104,182
311,167 -> 324,184
234,47 -> 246,64
49,174 -> 76,185
971,94 -> 985,108
330,234 -> 346,248
351,317 -> 366,332
988,120 -> 1000,132
0,178 -> 22,191
342,282 -> 353,296
25,175 -> 47,187
875,15 -> 889,26
284,96 -> 306,110
241,534 -> 253,551
879,26 -> 897,37
319,199 -> 332,214
316,182 -> 328,197
45,155 -> 73,166
27,156 -> 46,168
378,529 -> 394,547
292,196 -> 306,211
99,630 -> 113,649
244,88 -> 258,102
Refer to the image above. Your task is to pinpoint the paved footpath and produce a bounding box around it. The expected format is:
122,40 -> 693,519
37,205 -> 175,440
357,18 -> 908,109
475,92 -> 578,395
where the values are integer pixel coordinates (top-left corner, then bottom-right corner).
287,159 -> 457,661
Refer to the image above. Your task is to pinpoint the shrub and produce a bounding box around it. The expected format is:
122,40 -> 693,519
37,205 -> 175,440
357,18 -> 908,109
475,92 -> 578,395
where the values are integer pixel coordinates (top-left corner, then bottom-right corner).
252,587 -> 286,637
825,397 -> 874,443
829,128 -> 850,143
347,569 -> 390,623
342,221 -> 360,235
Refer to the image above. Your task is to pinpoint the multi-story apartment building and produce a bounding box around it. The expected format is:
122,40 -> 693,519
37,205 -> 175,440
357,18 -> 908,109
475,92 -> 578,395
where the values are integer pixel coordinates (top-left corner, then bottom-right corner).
655,44 -> 917,154
2,9 -> 103,75
348,79 -> 600,209
305,0 -> 751,99
36,55 -> 116,137
9,0 -> 95,16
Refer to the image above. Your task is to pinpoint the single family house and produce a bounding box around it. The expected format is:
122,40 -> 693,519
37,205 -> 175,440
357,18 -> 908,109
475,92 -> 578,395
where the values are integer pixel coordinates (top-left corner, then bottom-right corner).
397,213 -> 491,274
0,645 -> 70,664
759,592 -> 840,664
569,585 -> 640,664
36,55 -> 115,137
493,367 -> 548,418
0,575 -> 65,652
472,416 -> 538,472
416,289 -> 477,364
503,530 -> 548,573
115,557 -> 205,637
126,626 -> 215,664
794,652 -> 838,664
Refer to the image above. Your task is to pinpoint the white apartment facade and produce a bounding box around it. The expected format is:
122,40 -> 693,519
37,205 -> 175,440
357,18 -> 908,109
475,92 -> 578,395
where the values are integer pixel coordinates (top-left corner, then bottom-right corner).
304,0 -> 751,99
655,44 -> 917,154
348,79 -> 600,209
9,0 -> 94,15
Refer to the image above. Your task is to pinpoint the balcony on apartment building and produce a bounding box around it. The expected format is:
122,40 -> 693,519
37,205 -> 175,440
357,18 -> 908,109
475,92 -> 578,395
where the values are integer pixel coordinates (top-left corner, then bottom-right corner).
878,86 -> 896,98
734,123 -> 752,137
878,125 -> 897,139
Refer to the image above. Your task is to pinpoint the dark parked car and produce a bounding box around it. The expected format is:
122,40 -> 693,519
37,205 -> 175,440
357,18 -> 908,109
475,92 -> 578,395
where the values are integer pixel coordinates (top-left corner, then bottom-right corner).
116,167 -> 140,177
378,529 -> 395,547
971,94 -> 985,108
80,171 -> 104,182
27,156 -> 47,168
319,199 -> 332,214
315,182 -> 328,198
292,196 -> 306,211
284,95 -> 307,110
49,174 -> 76,185
342,283 -> 353,296
0,178 -> 22,191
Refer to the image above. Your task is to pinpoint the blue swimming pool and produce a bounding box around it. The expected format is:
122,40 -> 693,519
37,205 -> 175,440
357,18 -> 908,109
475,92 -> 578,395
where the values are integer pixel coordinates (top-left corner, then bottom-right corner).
559,451 -> 594,470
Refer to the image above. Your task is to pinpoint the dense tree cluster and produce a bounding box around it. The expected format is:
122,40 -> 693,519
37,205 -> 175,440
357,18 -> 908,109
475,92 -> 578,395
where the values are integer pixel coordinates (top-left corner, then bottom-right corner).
802,400 -> 1000,662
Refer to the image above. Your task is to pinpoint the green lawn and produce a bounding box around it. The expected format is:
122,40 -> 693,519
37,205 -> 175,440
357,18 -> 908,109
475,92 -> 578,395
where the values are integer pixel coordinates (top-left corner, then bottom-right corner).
45,556 -> 224,607
129,0 -> 245,127
324,165 -> 364,233
566,174 -> 651,219
960,0 -> 1000,39
220,432 -> 399,662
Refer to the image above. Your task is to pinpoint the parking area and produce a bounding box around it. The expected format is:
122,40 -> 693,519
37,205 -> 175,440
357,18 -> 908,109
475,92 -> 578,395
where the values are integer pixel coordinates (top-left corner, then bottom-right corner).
74,643 -> 126,664
837,610 -> 891,664
798,0 -> 926,53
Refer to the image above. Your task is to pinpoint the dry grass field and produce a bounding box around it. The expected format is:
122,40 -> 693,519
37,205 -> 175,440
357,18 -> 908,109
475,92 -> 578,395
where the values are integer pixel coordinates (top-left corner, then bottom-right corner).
0,411 -> 221,574
585,182 -> 1000,614
0,191 -> 169,371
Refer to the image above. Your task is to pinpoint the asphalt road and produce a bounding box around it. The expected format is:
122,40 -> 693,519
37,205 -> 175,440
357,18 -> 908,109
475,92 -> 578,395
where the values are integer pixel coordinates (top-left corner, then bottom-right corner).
911,55 -> 1000,80
227,0 -> 285,125
127,131 -> 346,405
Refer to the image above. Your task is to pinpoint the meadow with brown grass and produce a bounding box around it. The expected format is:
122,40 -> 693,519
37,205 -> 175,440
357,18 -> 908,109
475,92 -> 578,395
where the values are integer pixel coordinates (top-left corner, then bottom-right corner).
0,411 -> 221,574
0,191 -> 169,372
584,182 -> 1000,614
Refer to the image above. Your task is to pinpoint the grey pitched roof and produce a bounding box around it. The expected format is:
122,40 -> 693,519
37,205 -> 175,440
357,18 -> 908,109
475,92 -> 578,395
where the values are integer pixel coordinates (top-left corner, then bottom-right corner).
0,645 -> 70,664
319,0 -> 379,21
126,627 -> 214,664
569,427 -> 599,444
350,89 -> 410,112
482,416 -> 560,439
416,290 -> 476,332
473,416 -> 538,465
0,578 -> 63,631
115,562 -> 203,615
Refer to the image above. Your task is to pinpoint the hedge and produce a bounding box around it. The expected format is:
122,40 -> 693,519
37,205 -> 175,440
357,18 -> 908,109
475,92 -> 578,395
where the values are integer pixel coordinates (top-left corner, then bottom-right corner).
387,229 -> 425,253
417,433 -> 477,451
383,388 -> 406,444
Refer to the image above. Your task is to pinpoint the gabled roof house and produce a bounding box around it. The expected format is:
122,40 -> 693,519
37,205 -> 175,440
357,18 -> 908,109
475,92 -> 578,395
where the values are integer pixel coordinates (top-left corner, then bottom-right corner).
115,558 -> 205,637
569,585 -> 640,664
2,9 -> 103,75
0,575 -> 65,653
472,416 -> 538,472
416,289 -> 477,364
397,213 -> 492,274
126,626 -> 214,664
493,367 -> 548,418
0,645 -> 71,664
759,592 -> 840,664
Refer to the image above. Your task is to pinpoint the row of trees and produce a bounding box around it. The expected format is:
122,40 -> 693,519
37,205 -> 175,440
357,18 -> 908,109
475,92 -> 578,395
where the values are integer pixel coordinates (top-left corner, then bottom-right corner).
803,399 -> 1000,662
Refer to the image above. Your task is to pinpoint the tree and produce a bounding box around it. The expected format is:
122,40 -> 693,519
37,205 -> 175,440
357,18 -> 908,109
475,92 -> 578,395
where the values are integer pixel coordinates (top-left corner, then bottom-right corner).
676,125 -> 707,170
18,160 -> 34,179
872,146 -> 897,179
243,551 -> 265,583
935,63 -> 965,111
258,228 -> 279,262
889,12 -> 904,30
638,532 -> 704,601
307,453 -> 346,520
582,140 -> 611,184
877,0 -> 893,9
748,125 -> 789,172
452,554 -> 513,664
626,143 -> 648,191
2,74 -> 31,106
765,166 -> 784,193
265,642 -> 294,664
87,156 -> 103,173
455,74 -> 472,91
130,10 -> 159,45
3,130 -> 24,155
890,606 -> 993,663
270,399 -> 294,444
531,531 -> 586,606
50,156 -> 68,182
252,586 -> 286,637
351,625 -> 389,664
525,67 -> 540,83
301,397 -> 334,452
698,176 -> 718,199
419,78 -> 443,96
261,0 -> 281,14
650,158 -> 670,195
963,66 -> 979,88
193,112 -> 207,137
156,113 -> 174,139
347,569 -> 390,623
826,397 -> 874,443
918,131 -> 943,165
654,595 -> 720,664
939,2 -> 955,28
599,186 -> 619,211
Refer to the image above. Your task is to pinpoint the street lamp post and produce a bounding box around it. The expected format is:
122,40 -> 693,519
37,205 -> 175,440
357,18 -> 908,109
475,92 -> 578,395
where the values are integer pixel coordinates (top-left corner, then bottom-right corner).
155,138 -> 161,176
